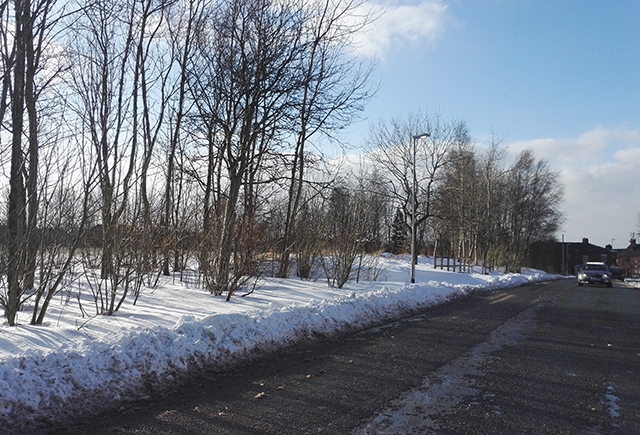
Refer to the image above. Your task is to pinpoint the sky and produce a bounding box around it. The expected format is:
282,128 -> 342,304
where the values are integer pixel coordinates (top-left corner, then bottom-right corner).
347,0 -> 640,249
0,256 -> 553,431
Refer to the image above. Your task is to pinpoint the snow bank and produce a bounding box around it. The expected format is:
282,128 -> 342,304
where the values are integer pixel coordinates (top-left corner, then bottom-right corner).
0,258 -> 555,431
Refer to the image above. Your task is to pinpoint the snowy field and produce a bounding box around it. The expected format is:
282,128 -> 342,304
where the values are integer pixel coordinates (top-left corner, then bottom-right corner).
0,255 -> 557,431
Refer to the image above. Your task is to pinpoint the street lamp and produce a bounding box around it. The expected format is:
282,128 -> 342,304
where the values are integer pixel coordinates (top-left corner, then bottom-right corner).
411,132 -> 430,284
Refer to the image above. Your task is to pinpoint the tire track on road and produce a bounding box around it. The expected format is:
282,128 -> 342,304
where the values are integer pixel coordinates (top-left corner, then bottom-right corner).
354,294 -> 558,434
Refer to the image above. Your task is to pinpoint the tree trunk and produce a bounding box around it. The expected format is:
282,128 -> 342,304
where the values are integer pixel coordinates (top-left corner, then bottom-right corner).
214,173 -> 242,295
23,0 -> 39,291
5,0 -> 30,326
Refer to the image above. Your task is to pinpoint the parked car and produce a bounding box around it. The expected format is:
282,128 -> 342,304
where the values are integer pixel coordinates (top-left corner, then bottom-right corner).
609,265 -> 625,281
577,262 -> 613,287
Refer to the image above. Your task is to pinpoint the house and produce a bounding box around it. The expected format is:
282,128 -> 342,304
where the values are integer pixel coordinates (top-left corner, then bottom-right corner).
614,239 -> 640,278
529,238 -> 616,275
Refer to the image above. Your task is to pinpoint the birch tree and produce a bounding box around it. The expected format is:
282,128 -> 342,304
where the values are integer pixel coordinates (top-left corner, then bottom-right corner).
501,149 -> 564,272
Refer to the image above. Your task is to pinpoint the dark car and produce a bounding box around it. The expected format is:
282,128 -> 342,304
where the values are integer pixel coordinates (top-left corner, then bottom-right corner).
609,265 -> 625,281
577,262 -> 613,287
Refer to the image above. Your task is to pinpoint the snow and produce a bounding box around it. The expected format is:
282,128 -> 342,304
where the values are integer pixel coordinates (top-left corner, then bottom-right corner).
605,384 -> 620,419
0,255 -> 556,430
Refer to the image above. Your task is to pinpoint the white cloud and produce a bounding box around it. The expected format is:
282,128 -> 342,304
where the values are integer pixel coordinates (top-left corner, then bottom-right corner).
354,1 -> 450,59
612,145 -> 640,164
540,128 -> 640,247
506,127 -> 640,169
559,160 -> 640,247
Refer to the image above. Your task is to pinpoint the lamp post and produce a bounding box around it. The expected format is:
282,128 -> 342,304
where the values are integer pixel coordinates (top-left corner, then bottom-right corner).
411,132 -> 430,284
561,234 -> 565,275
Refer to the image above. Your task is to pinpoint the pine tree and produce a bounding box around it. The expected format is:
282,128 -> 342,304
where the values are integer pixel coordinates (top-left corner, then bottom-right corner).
391,208 -> 407,254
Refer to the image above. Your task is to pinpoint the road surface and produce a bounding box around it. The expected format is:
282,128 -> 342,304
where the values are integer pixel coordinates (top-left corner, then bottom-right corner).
52,278 -> 640,434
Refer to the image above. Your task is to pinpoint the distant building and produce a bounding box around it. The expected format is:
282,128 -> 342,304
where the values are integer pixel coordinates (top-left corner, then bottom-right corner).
614,239 -> 640,278
529,238 -> 616,275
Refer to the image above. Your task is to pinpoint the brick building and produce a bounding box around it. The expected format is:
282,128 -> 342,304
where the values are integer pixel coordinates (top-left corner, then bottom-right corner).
615,239 -> 640,278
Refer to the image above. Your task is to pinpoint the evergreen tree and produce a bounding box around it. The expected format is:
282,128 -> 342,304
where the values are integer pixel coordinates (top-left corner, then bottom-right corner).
391,208 -> 407,254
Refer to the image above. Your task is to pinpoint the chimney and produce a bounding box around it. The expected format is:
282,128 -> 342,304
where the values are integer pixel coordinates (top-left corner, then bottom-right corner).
582,238 -> 589,245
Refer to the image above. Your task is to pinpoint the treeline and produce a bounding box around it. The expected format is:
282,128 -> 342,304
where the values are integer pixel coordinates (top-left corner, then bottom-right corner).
368,113 -> 564,274
0,0 -> 563,327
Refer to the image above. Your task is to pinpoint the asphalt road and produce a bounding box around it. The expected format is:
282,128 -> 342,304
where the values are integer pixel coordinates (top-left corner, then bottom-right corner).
52,278 -> 640,434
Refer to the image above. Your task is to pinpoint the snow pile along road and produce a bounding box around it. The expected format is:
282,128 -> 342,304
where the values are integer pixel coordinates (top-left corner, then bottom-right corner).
0,259 -> 555,431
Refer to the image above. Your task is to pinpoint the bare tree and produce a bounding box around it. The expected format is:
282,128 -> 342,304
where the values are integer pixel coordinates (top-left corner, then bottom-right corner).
0,0 -> 65,325
276,0 -> 375,278
64,0 -> 144,315
320,185 -> 363,288
500,149 -> 564,272
368,111 -> 470,263
434,142 -> 480,261
188,0 -> 307,297
430,139 -> 564,274
293,197 -> 323,279
29,140 -> 97,324
3,0 -> 30,326
157,0 -> 208,277
475,139 -> 508,271
319,168 -> 389,288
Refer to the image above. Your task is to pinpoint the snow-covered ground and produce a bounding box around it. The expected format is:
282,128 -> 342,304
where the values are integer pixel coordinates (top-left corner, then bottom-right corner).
0,255 -> 557,431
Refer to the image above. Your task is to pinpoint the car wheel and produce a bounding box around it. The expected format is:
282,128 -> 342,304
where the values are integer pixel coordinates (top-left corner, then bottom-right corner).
607,282 -> 613,288
578,282 -> 583,286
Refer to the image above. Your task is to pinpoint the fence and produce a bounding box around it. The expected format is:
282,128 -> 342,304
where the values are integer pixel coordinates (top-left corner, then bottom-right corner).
434,257 -> 473,273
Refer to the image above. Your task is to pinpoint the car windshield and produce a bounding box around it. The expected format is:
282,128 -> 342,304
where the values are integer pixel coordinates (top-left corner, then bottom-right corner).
583,263 -> 608,271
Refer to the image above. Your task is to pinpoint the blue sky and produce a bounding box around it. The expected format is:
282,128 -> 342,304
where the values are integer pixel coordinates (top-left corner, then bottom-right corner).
348,0 -> 640,249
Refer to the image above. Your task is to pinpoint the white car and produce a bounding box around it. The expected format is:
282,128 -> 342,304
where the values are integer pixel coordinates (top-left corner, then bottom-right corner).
577,262 -> 613,287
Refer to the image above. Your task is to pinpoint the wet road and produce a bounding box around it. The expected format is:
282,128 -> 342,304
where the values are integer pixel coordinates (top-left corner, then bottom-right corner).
54,279 -> 640,434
